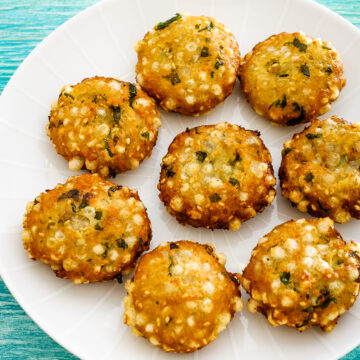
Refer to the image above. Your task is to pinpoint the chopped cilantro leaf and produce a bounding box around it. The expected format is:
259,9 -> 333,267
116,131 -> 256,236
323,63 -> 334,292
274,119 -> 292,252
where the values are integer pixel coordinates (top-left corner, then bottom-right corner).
156,13 -> 181,30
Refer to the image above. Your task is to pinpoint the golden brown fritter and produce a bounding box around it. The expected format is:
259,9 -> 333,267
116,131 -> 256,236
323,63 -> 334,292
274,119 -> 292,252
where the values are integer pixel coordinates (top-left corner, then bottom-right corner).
158,122 -> 276,230
135,13 -> 240,116
22,174 -> 151,283
279,116 -> 360,223
241,218 -> 360,332
47,76 -> 161,177
239,32 -> 345,126
123,240 -> 243,352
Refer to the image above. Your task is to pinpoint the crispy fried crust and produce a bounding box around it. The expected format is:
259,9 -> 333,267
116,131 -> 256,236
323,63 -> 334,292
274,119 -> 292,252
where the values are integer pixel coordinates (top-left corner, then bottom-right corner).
241,218 -> 360,332
123,240 -> 243,352
135,13 -> 240,116
158,122 -> 276,230
47,76 -> 161,177
239,32 -> 345,126
22,174 -> 152,283
279,116 -> 360,223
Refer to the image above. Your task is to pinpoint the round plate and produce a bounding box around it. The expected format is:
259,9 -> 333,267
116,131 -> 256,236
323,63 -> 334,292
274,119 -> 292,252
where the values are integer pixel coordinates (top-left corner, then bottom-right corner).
1,0 -> 360,359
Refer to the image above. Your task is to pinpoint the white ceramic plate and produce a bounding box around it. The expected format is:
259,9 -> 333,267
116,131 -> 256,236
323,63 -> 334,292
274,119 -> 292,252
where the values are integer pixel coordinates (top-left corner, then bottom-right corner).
1,0 -> 360,358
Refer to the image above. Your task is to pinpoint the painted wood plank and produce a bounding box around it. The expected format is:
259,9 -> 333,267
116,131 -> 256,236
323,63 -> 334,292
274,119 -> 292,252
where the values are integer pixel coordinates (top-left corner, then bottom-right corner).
1,0 -> 360,359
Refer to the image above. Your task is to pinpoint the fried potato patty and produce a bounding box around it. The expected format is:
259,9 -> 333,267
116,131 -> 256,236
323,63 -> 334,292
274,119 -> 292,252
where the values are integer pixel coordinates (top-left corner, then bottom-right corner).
241,218 -> 360,332
22,174 -> 151,283
135,13 -> 240,116
158,122 -> 276,230
47,76 -> 161,177
123,240 -> 243,352
279,116 -> 360,223
239,32 -> 345,126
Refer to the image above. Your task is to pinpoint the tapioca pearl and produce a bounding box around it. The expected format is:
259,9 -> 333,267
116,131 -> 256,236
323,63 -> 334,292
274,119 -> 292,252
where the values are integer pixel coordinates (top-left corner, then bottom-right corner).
185,95 -> 195,105
82,206 -> 95,218
115,145 -> 125,154
176,51 -> 184,61
330,86 -> 340,100
152,116 -> 161,129
194,194 -> 205,205
317,218 -> 333,234
202,163 -> 213,173
93,244 -> 105,255
186,42 -> 197,52
108,249 -> 119,261
22,230 -> 32,243
199,84 -> 209,91
134,40 -> 142,52
99,166 -> 109,177
270,246 -> 285,260
170,196 -> 183,211
186,79 -> 195,88
180,183 -> 190,194
303,256 -> 314,267
162,63 -> 171,71
258,236 -> 268,245
70,107 -> 79,116
199,297 -> 213,313
199,71 -> 207,81
285,262 -> 296,272
136,73 -> 144,85
125,236 -> 137,248
172,264 -> 184,276
262,255 -> 272,265
334,209 -> 351,223
68,157 -> 84,171
271,279 -> 281,291
217,313 -> 231,333
67,131 -> 75,140
63,258 -> 78,271
130,158 -> 139,169
348,268 -> 359,281
185,162 -> 200,176
329,280 -> 345,293
212,84 -> 222,96
284,238 -> 298,252
319,103 -> 331,115
281,296 -> 293,307
222,164 -> 232,174
209,178 -> 223,188
217,253 -> 226,265
151,61 -> 159,71
305,245 -> 317,257
229,217 -> 241,231
165,98 -> 176,110
239,192 -> 248,202
322,173 -> 335,184
250,161 -> 267,178
135,201 -> 145,212
316,259 -> 330,273
133,214 -> 143,226
135,98 -> 151,108
266,175 -> 275,186
186,301 -> 197,310
304,225 -> 315,232
246,136 -> 260,145
55,230 -> 65,241
96,123 -> 109,136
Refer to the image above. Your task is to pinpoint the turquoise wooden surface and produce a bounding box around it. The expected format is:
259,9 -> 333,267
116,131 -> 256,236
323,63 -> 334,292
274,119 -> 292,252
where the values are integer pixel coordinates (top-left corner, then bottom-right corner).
0,0 -> 359,358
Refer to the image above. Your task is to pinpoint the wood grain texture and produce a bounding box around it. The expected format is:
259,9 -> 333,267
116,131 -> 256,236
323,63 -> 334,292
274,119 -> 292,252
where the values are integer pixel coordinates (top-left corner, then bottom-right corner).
0,0 -> 359,359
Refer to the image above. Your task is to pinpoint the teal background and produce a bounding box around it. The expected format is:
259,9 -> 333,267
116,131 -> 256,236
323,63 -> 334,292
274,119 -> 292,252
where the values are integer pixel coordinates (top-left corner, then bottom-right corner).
0,0 -> 359,358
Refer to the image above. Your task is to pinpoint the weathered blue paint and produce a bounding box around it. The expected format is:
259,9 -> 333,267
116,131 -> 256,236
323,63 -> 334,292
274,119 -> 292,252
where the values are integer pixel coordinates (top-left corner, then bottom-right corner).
0,0 -> 359,358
